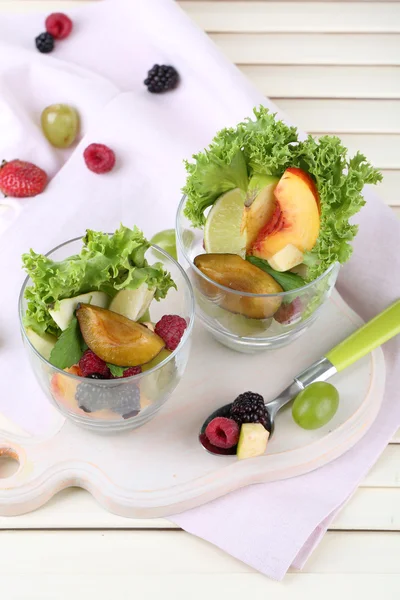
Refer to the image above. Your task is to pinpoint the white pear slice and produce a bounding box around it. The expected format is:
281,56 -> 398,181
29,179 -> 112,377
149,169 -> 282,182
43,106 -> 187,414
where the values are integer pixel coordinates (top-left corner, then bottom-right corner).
49,291 -> 109,331
26,328 -> 57,360
109,285 -> 154,322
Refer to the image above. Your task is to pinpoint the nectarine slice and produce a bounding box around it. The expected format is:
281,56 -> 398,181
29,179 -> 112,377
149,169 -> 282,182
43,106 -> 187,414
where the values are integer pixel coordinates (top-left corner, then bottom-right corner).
241,175 -> 278,250
194,254 -> 283,319
76,304 -> 165,367
251,168 -> 320,260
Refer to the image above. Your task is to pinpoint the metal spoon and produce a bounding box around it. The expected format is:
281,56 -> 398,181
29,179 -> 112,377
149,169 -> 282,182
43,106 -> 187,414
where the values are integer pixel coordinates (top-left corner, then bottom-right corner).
199,299 -> 400,455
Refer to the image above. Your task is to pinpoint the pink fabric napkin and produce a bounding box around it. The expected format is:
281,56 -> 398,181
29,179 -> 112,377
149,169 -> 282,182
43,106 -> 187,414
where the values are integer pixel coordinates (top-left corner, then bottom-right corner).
0,0 -> 399,580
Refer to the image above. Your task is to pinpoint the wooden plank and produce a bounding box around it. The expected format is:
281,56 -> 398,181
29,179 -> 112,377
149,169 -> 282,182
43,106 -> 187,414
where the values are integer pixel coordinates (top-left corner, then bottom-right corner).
377,171 -> 400,206
272,99 -> 400,133
1,466 -> 400,530
331,488 -> 400,530
183,2 -> 400,33
211,33 -> 400,65
305,133 -> 400,169
362,446 -> 400,487
1,573 -> 400,600
0,530 -> 399,578
240,65 -> 400,98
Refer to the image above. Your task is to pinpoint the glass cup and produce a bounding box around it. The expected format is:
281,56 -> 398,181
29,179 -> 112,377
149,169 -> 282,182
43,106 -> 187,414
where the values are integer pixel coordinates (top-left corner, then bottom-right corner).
19,238 -> 195,432
176,195 -> 339,353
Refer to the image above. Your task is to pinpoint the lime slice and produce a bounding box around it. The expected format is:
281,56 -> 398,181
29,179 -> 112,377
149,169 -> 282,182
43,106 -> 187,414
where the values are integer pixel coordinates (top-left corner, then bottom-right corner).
204,188 -> 246,257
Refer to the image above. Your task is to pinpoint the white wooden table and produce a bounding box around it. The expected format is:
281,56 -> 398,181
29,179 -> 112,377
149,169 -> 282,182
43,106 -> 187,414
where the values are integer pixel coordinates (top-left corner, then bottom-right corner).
0,1 -> 399,597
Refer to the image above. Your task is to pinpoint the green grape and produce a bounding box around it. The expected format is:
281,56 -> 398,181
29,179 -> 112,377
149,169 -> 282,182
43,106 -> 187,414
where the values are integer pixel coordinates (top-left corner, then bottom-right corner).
292,382 -> 339,430
150,229 -> 177,260
41,104 -> 79,148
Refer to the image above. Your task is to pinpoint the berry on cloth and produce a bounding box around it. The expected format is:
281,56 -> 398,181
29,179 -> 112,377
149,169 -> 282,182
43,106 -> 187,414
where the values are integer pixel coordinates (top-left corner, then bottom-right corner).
83,143 -> 116,174
35,32 -> 54,53
0,160 -> 48,198
79,349 -> 111,379
230,391 -> 270,431
122,366 -> 143,378
45,13 -> 73,40
144,65 -> 179,94
205,417 -> 240,449
154,315 -> 187,351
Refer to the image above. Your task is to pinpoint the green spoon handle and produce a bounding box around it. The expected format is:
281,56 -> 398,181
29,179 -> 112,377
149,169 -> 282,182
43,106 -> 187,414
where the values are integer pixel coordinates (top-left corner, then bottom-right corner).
325,299 -> 400,372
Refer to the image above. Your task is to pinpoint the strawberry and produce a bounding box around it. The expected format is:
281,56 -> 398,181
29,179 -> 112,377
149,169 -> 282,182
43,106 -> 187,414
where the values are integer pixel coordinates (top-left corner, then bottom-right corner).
0,160 -> 48,198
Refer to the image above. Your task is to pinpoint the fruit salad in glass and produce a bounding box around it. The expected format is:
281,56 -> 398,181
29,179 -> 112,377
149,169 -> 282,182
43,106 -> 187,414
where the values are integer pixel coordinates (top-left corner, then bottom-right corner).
19,226 -> 194,431
177,107 -> 382,352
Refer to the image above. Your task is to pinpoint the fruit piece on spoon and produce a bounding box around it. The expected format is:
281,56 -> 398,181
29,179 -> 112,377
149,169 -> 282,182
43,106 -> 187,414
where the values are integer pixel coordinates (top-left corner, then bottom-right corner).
237,424 -> 270,460
76,304 -> 165,366
194,253 -> 283,319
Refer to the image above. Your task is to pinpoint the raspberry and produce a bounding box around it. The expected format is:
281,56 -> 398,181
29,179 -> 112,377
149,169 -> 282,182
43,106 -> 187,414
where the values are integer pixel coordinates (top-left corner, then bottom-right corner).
122,366 -> 142,378
35,32 -> 54,53
79,349 -> 111,378
205,417 -> 240,449
0,160 -> 48,198
144,65 -> 179,94
83,143 -> 115,174
230,391 -> 270,431
154,314 -> 187,351
45,13 -> 73,40
274,297 -> 302,325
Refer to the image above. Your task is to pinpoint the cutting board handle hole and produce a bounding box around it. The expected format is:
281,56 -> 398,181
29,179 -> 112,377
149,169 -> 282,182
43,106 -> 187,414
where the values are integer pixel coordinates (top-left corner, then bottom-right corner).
0,448 -> 20,479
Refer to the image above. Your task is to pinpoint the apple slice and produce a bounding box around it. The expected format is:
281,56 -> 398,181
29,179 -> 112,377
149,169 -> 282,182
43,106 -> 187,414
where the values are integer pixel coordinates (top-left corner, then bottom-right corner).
241,175 -> 279,251
268,244 -> 304,272
237,423 -> 270,460
251,168 -> 320,259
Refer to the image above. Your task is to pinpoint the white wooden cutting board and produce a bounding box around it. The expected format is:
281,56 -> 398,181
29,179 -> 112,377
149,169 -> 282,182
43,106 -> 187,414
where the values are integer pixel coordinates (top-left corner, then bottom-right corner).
0,291 -> 385,517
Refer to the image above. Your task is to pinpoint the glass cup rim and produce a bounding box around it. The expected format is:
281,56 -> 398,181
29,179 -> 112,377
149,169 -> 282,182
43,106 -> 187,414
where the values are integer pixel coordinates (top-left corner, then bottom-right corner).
19,235 -> 195,384
176,194 -> 339,298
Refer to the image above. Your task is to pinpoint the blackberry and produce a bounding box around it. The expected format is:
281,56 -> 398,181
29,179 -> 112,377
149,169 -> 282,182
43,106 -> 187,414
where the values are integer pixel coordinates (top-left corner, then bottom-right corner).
230,391 -> 270,431
35,32 -> 55,54
76,381 -> 141,419
86,373 -> 108,380
144,65 -> 179,94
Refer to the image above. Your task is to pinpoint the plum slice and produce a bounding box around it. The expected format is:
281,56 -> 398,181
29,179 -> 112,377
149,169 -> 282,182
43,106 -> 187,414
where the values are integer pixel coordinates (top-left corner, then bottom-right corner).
76,304 -> 165,367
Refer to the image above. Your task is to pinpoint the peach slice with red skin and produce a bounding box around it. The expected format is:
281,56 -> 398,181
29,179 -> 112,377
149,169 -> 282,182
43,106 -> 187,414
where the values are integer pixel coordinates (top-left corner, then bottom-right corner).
250,167 -> 320,260
241,175 -> 279,251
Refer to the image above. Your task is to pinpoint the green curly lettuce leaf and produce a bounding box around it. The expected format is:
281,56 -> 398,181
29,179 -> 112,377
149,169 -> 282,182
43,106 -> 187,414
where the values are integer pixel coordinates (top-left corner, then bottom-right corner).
292,137 -> 382,280
183,106 -> 382,282
239,106 -> 299,177
183,128 -> 248,228
22,225 -> 176,337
